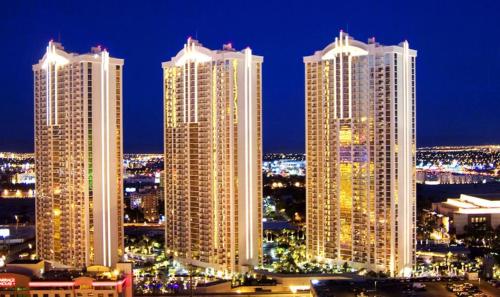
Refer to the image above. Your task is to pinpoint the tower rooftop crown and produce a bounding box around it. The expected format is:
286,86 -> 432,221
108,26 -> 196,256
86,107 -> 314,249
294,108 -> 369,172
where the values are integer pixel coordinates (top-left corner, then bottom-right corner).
187,37 -> 202,47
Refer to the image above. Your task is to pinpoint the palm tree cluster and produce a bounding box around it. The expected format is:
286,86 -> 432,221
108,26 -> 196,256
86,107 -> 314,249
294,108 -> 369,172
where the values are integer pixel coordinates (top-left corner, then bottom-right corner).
269,229 -> 344,274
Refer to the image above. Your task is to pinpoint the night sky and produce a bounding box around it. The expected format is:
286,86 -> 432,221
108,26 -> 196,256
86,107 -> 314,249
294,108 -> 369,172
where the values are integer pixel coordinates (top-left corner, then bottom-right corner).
1,0 -> 499,153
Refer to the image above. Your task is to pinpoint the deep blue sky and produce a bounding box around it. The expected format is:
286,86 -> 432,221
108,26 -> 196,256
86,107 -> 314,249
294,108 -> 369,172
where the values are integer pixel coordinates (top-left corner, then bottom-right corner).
1,0 -> 499,153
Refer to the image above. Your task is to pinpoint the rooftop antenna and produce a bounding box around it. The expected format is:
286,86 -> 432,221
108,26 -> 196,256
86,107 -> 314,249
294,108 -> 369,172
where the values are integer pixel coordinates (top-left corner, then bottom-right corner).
58,32 -> 61,43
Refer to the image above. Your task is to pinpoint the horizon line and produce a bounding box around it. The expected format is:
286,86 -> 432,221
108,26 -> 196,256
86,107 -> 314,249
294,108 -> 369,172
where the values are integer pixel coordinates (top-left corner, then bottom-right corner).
1,144 -> 500,156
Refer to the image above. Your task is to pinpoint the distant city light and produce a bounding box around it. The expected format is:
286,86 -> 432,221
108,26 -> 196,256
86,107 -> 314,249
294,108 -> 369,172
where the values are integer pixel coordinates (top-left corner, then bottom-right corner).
0,229 -> 10,238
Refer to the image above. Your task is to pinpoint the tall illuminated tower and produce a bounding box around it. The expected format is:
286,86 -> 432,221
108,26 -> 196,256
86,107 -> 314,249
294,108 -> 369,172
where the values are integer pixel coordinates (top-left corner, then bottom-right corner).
304,31 -> 416,276
33,41 -> 124,268
163,38 -> 262,273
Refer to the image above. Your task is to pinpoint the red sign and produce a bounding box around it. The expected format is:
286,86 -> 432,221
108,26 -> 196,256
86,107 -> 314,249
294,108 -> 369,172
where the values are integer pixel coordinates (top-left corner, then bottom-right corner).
0,278 -> 16,287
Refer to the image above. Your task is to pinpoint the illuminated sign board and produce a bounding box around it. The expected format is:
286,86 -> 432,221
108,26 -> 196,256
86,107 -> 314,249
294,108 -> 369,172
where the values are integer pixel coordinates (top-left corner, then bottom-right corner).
0,278 -> 16,287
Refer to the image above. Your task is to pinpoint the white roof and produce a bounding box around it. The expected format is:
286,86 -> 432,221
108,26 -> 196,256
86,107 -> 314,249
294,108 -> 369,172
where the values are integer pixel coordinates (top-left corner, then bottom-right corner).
443,194 -> 500,214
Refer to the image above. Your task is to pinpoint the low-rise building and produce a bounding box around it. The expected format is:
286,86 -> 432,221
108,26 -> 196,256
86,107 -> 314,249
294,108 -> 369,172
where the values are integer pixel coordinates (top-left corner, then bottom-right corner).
433,194 -> 500,235
0,261 -> 132,297
128,187 -> 160,222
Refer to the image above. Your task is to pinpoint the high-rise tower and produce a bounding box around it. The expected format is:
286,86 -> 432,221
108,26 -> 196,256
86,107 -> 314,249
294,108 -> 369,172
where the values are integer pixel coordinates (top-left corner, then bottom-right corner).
163,39 -> 262,273
304,32 -> 416,276
33,41 -> 124,268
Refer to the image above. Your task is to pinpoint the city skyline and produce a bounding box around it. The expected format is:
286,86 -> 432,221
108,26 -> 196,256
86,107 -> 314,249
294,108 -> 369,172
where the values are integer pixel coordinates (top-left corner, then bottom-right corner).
1,0 -> 500,153
1,1 -> 500,295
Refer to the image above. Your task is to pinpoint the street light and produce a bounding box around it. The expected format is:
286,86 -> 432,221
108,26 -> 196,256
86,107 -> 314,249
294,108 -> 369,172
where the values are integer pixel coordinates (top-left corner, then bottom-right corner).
14,215 -> 19,230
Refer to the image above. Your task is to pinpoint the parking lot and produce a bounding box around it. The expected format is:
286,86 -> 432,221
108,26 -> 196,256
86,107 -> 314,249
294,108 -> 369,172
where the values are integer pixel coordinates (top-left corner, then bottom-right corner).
311,279 -> 500,297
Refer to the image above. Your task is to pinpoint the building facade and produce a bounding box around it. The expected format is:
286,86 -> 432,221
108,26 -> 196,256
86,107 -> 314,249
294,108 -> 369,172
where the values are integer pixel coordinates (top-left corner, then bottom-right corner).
0,261 -> 132,297
33,41 -> 124,268
129,186 -> 160,222
433,194 -> 500,235
163,38 -> 262,273
304,32 -> 416,276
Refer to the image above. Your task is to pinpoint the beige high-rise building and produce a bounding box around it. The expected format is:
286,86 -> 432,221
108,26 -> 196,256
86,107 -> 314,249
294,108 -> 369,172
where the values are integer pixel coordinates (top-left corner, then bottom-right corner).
163,38 -> 262,273
33,41 -> 124,268
304,31 -> 416,276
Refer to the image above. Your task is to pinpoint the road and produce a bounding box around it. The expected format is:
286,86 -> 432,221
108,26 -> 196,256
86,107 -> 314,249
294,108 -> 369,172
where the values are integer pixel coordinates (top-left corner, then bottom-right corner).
124,223 -> 164,229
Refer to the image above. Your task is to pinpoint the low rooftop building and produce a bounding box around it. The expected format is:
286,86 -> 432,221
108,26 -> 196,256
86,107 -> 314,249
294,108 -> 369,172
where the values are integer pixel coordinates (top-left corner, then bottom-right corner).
0,261 -> 132,297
